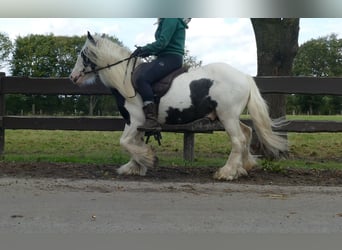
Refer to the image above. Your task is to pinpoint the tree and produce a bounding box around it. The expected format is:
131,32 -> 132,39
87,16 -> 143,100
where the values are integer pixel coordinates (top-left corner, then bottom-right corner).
293,34 -> 342,77
251,18 -> 300,118
11,34 -> 86,77
184,49 -> 202,68
291,34 -> 342,115
0,32 -> 12,70
250,18 -> 300,156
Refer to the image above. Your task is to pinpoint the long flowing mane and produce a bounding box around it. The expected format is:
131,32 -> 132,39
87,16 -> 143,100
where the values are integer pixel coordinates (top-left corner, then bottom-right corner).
83,35 -> 137,96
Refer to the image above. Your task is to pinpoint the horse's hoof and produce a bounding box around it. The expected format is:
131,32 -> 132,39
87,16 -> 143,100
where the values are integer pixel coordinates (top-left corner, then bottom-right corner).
213,167 -> 247,181
117,161 -> 147,176
213,171 -> 236,181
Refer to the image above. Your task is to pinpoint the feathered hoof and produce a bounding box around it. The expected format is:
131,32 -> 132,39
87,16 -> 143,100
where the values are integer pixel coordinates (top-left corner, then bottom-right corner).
117,161 -> 147,176
213,166 -> 248,181
243,155 -> 257,171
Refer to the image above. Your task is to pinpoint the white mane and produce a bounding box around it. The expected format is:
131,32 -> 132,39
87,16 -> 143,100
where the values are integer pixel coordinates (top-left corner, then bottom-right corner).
83,35 -> 139,97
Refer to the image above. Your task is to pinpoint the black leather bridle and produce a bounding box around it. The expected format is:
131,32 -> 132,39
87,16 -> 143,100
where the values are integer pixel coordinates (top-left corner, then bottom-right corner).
81,50 -> 135,75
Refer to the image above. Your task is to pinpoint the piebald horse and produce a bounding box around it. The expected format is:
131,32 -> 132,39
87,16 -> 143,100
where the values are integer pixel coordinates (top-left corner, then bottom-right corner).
70,32 -> 287,180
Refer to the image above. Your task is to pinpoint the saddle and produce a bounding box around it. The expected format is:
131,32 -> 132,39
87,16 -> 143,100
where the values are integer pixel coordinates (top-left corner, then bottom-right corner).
132,63 -> 189,100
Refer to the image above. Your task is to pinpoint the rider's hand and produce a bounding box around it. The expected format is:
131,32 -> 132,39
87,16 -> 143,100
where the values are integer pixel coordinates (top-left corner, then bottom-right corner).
131,47 -> 150,58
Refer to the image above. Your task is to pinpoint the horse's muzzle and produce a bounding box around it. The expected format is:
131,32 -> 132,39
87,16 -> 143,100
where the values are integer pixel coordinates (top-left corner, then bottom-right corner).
69,74 -> 80,85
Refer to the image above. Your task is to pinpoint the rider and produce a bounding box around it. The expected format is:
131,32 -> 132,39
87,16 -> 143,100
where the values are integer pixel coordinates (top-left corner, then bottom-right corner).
131,18 -> 191,130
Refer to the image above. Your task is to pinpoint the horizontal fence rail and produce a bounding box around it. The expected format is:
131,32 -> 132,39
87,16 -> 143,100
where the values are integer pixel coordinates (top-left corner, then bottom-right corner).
0,74 -> 341,160
4,116 -> 342,133
1,76 -> 342,95
254,76 -> 342,95
1,77 -> 110,95
3,116 -> 126,131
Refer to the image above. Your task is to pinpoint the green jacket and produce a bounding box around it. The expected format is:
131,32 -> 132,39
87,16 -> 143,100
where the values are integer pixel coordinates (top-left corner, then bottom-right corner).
142,18 -> 188,56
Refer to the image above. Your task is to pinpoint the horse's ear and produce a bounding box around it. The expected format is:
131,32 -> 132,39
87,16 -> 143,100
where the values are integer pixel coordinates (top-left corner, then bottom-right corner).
87,31 -> 96,45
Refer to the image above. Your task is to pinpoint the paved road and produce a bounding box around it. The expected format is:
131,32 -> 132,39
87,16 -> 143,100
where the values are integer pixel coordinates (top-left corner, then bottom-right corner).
1,177 -> 342,233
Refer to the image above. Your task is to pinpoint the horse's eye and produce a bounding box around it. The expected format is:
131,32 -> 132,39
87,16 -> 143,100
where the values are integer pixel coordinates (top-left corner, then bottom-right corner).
80,51 -> 90,66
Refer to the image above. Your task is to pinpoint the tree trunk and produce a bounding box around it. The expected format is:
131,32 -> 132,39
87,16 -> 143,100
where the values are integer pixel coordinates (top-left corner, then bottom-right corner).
89,95 -> 98,116
250,18 -> 299,155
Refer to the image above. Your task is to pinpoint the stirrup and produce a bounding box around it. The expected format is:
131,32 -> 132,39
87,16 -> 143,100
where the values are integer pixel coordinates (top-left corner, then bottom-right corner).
144,131 -> 162,146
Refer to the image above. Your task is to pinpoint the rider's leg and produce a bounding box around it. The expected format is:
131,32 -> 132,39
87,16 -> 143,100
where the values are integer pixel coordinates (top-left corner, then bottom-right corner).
136,54 -> 183,130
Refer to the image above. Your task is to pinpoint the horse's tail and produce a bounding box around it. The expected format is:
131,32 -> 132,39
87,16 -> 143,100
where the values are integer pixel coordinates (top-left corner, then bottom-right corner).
246,76 -> 288,157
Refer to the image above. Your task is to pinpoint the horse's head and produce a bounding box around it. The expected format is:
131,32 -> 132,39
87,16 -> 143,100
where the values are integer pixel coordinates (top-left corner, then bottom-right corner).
70,32 -> 100,86
70,31 -> 137,98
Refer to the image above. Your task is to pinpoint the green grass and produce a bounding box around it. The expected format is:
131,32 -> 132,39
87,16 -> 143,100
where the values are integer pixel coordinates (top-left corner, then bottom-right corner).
2,115 -> 342,170
4,130 -> 128,164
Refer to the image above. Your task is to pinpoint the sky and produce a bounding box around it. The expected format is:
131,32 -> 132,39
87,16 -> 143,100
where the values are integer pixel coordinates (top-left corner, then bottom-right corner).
1,18 -> 342,76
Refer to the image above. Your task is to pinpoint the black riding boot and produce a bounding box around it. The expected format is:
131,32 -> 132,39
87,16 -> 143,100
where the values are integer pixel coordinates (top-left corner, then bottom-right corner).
138,103 -> 161,131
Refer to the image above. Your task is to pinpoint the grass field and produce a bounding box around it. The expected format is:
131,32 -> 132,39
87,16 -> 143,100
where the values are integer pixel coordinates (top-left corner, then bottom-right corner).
2,115 -> 342,170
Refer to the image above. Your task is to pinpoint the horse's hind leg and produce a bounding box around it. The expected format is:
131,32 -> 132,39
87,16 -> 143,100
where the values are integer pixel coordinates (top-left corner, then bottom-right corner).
240,121 -> 257,171
214,119 -> 248,180
117,125 -> 157,176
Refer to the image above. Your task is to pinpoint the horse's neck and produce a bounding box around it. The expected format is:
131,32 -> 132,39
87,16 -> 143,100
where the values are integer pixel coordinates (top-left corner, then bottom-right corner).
100,55 -> 140,99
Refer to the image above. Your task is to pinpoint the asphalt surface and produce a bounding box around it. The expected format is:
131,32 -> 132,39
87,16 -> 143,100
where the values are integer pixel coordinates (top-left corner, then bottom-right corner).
1,177 -> 342,233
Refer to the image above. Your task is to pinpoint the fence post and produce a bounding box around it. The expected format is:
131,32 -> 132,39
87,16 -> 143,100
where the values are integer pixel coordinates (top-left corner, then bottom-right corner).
0,72 -> 5,155
183,132 -> 194,161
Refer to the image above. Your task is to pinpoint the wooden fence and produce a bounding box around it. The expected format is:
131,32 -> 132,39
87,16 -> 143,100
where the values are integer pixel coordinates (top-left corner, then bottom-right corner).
0,72 -> 341,160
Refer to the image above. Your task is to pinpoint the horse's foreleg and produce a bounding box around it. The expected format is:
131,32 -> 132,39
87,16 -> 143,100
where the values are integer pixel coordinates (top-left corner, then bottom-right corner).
117,125 -> 157,176
214,120 -> 248,180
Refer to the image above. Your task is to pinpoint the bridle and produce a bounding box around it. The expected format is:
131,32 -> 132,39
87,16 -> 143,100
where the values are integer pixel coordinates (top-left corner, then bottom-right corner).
80,49 -> 138,98
81,50 -> 136,75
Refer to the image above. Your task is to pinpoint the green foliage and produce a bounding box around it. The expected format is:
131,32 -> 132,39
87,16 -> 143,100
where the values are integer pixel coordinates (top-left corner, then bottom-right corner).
293,34 -> 342,77
10,34 -> 85,77
260,159 -> 286,173
5,94 -> 62,115
184,49 -> 202,68
0,32 -> 13,69
289,34 -> 342,115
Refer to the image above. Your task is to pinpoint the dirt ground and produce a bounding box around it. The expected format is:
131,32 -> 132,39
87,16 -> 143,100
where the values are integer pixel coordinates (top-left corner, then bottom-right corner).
1,162 -> 342,186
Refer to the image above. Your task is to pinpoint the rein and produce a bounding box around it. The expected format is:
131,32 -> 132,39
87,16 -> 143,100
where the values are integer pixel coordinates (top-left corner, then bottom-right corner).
83,56 -> 134,75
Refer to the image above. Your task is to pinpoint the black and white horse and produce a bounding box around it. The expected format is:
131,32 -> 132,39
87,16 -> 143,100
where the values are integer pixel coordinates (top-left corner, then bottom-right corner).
70,32 -> 287,180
